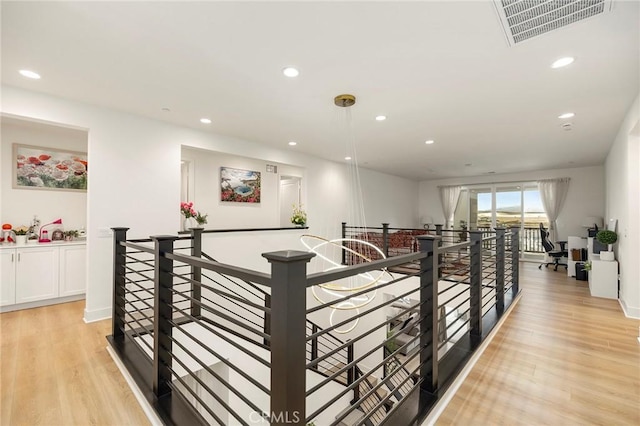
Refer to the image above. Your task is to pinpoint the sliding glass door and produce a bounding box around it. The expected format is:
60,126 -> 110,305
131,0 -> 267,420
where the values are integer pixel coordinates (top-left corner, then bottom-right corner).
455,183 -> 549,257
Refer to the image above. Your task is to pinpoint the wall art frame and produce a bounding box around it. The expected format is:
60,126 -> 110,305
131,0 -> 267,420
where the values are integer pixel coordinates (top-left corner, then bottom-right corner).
220,166 -> 261,203
13,143 -> 88,192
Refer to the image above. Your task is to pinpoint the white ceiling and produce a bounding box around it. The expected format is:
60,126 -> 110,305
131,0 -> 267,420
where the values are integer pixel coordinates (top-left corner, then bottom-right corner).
2,1 -> 639,181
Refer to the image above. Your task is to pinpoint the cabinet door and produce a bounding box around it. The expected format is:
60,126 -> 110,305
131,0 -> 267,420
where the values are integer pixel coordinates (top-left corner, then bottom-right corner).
59,245 -> 86,296
1,250 -> 17,306
15,247 -> 59,303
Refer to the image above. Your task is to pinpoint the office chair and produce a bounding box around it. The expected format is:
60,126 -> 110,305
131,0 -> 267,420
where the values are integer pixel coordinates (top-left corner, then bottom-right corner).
538,223 -> 568,271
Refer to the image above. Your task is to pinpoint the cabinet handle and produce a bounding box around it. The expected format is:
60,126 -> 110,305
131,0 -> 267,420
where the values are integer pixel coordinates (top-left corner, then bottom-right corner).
17,253 -> 20,262
11,253 -> 14,262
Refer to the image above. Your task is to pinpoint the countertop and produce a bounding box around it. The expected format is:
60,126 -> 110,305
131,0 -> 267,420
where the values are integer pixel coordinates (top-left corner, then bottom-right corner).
0,239 -> 86,250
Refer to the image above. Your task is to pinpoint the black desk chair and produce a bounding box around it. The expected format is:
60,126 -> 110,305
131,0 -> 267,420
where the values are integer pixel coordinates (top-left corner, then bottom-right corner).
538,223 -> 568,271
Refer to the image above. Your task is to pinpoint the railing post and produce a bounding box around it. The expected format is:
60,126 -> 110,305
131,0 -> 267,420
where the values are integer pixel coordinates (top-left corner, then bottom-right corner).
495,228 -> 505,315
151,234 -> 179,398
382,223 -> 390,257
262,250 -> 315,426
190,227 -> 203,318
347,341 -> 360,403
435,224 -> 443,236
469,230 -> 483,347
264,294 -> 271,347
112,227 -> 129,339
311,324 -> 319,370
416,235 -> 441,398
341,222 -> 347,265
511,226 -> 520,295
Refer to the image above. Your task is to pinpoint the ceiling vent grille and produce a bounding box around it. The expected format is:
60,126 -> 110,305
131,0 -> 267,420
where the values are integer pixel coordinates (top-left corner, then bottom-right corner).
494,0 -> 614,45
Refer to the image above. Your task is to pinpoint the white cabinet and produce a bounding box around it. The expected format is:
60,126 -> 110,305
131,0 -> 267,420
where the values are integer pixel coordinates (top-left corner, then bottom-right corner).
1,251 -> 17,306
59,245 -> 86,296
15,246 -> 59,303
0,242 -> 86,311
588,259 -> 618,299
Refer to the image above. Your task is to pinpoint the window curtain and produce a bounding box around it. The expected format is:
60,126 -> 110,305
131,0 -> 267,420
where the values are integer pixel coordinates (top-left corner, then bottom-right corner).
438,185 -> 462,229
537,178 -> 570,243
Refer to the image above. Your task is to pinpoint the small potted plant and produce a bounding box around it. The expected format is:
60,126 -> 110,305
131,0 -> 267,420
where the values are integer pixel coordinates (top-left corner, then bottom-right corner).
291,204 -> 307,227
195,211 -> 208,227
14,226 -> 29,245
64,230 -> 79,241
596,229 -> 617,261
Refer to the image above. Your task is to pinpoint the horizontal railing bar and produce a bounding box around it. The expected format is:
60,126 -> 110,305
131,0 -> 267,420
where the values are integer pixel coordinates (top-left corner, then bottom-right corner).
123,277 -> 154,297
439,267 -> 470,282
120,292 -> 154,316
200,295 -> 264,329
438,316 -> 470,349
200,272 -> 266,310
166,335 -> 265,424
174,272 -> 270,313
123,268 -> 154,284
307,252 -> 426,287
306,272 -> 418,316
306,319 -> 344,348
166,290 -> 270,342
122,330 -> 154,363
121,241 -> 154,253
438,286 -> 470,307
201,252 -> 270,298
165,252 -> 271,286
307,285 -> 425,342
307,323 -> 428,397
328,337 -> 427,426
169,318 -> 271,390
165,364 -> 238,426
307,299 -> 425,370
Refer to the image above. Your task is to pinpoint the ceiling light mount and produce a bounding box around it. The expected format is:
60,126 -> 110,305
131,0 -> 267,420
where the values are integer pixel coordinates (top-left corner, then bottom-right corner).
334,94 -> 356,108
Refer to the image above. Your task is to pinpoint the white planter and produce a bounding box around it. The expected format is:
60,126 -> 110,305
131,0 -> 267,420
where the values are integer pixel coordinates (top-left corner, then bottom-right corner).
15,235 -> 27,245
600,251 -> 615,261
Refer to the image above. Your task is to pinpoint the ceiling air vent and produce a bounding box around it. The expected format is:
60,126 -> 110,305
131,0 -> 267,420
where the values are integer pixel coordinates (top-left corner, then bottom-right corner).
494,0 -> 614,46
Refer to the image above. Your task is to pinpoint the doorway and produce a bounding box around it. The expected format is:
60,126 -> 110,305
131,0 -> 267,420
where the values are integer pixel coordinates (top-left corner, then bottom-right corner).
279,176 -> 302,227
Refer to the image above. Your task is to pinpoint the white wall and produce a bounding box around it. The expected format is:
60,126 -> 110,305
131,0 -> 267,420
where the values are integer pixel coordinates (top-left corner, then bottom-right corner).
1,85 -> 419,322
605,95 -> 640,318
418,165 -> 605,241
182,146 -> 305,230
0,117 -> 87,231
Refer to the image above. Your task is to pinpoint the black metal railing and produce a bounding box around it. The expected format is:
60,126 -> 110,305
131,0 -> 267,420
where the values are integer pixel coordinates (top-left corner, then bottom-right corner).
108,225 -> 520,425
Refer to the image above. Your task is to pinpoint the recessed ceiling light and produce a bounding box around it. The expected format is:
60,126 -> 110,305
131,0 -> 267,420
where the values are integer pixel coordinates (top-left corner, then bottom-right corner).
558,112 -> 575,119
161,107 -> 171,112
425,140 -> 435,145
282,67 -> 299,77
19,69 -> 41,79
375,115 -> 386,121
551,57 -> 574,69
465,163 -> 472,167
200,118 -> 211,124
288,141 -> 297,146
344,156 -> 352,161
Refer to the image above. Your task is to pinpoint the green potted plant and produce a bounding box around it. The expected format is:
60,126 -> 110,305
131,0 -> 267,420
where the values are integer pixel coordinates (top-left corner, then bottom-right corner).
64,230 -> 79,241
596,229 -> 617,261
291,204 -> 307,227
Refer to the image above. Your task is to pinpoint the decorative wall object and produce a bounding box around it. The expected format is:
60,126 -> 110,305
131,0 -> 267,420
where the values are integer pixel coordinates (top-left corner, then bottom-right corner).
220,167 -> 261,203
13,144 -> 88,192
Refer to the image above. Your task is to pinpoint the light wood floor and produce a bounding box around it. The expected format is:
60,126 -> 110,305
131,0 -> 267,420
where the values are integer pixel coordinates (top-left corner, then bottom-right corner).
0,301 -> 149,426
437,262 -> 640,425
1,263 -> 638,425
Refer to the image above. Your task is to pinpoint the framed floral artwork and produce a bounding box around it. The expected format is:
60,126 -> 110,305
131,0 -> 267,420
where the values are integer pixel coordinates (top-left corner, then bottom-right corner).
13,144 -> 88,192
220,167 -> 261,203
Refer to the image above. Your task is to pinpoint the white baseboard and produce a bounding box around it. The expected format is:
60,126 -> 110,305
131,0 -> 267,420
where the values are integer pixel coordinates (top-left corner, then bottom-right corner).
83,306 -> 112,323
0,294 -> 84,313
106,346 -> 163,426
618,298 -> 640,319
420,291 -> 523,426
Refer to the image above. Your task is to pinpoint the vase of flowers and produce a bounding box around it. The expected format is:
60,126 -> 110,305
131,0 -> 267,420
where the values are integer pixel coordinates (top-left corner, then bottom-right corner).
291,204 -> 307,227
181,202 -> 208,231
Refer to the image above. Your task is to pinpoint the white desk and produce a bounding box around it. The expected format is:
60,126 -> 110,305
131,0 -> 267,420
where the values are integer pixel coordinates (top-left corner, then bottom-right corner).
588,258 -> 618,299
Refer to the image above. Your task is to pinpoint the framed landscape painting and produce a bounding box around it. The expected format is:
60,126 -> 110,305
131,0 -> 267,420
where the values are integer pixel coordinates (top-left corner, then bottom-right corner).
13,144 -> 88,192
220,167 -> 261,203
